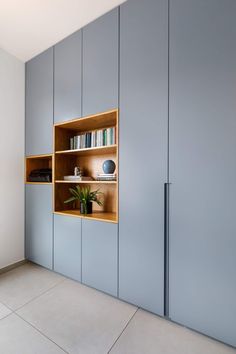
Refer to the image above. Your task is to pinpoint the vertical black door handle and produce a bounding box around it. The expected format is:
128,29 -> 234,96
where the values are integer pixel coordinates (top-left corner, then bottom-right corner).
164,183 -> 170,317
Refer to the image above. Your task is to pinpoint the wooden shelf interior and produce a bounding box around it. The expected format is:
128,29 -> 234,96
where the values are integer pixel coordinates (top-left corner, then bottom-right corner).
54,153 -> 117,181
54,109 -> 117,152
54,182 -> 117,214
25,155 -> 52,183
54,109 -> 118,221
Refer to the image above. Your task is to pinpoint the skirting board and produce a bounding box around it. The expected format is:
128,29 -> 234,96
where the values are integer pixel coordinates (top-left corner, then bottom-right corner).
0,260 -> 28,275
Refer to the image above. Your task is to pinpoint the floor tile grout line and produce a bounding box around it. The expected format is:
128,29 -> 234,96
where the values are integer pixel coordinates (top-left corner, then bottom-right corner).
0,312 -> 13,322
13,278 -> 66,313
15,312 -> 69,354
0,299 -> 14,312
107,307 -> 139,354
0,277 -> 66,314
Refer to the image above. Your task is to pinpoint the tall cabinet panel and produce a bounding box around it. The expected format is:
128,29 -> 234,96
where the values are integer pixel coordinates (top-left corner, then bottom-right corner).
82,8 -> 118,116
25,185 -> 53,269
82,220 -> 118,297
169,0 -> 236,346
54,30 -> 82,123
54,214 -> 81,281
25,48 -> 53,155
119,0 -> 168,315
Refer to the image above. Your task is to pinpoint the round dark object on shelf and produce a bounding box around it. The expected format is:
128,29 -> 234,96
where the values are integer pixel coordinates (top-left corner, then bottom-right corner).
103,160 -> 116,174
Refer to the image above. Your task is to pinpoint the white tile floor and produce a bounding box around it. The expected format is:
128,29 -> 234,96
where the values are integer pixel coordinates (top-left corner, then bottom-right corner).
0,263 -> 235,354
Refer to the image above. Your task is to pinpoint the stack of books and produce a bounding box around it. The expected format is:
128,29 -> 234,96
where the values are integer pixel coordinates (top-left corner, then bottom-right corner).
70,127 -> 115,150
96,173 -> 117,181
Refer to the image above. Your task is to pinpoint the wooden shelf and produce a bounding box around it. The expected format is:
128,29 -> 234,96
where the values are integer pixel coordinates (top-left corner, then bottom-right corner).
54,109 -> 117,131
54,210 -> 117,224
55,180 -> 117,184
26,182 -> 52,185
55,145 -> 117,156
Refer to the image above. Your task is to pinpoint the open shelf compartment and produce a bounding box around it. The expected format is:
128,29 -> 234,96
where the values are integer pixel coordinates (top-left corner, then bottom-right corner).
53,109 -> 118,223
25,154 -> 53,184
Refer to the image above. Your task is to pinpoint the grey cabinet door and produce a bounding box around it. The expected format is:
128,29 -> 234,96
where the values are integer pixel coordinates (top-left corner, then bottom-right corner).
119,0 -> 168,315
54,30 -> 82,123
169,0 -> 236,347
25,48 -> 53,156
54,214 -> 81,281
82,8 -> 118,116
82,220 -> 118,297
25,185 -> 53,269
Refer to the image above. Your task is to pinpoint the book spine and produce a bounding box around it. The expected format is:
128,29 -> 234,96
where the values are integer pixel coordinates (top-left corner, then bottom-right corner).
77,136 -> 81,149
107,128 -> 111,146
88,132 -> 91,148
110,127 -> 113,145
98,130 -> 101,146
70,138 -> 74,150
91,131 -> 94,147
113,127 -> 115,144
103,129 -> 107,146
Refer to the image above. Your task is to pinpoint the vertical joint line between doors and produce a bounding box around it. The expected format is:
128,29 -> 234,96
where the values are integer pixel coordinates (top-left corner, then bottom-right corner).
117,5 -> 121,298
164,0 -> 170,318
81,219 -> 83,283
81,29 -> 83,117
167,0 -> 170,183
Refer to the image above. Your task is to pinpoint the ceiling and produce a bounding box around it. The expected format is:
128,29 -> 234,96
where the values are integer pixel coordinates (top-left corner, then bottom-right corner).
0,0 -> 126,62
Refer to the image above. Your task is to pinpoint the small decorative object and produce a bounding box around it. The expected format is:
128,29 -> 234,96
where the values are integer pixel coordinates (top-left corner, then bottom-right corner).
74,166 -> 82,177
64,186 -> 103,214
102,160 -> 116,174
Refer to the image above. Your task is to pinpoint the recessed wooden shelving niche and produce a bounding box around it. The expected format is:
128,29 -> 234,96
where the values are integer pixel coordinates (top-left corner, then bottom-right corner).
53,109 -> 119,223
25,154 -> 53,184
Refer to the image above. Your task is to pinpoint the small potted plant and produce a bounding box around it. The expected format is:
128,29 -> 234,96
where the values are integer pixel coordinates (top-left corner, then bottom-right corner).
64,185 -> 103,214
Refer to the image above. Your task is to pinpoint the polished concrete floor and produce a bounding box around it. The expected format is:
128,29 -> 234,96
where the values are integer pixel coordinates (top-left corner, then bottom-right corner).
0,263 -> 235,354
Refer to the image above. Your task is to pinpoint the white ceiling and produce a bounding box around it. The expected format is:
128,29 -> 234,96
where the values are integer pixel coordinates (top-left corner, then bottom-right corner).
0,0 -> 126,62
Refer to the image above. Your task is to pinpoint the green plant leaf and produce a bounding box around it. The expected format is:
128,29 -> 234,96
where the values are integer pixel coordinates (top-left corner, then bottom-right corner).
64,196 -> 77,204
64,185 -> 104,206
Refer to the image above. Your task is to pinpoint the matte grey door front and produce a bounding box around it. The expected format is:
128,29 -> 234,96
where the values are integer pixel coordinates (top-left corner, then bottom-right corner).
82,220 -> 118,297
54,214 -> 81,281
169,0 -> 236,346
25,48 -> 53,155
82,8 -> 118,116
54,30 -> 82,123
119,0 -> 168,315
25,185 -> 53,269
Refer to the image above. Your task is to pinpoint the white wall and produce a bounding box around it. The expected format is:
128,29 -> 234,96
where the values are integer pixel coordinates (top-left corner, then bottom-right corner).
0,48 -> 25,269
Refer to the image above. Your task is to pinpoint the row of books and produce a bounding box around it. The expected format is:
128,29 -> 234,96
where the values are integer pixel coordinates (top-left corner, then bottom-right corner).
70,127 -> 115,150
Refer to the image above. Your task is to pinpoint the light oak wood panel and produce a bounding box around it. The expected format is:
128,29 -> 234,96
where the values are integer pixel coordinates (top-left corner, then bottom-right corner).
54,210 -> 117,223
54,109 -> 117,130
55,180 -> 117,184
55,144 -> 117,156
